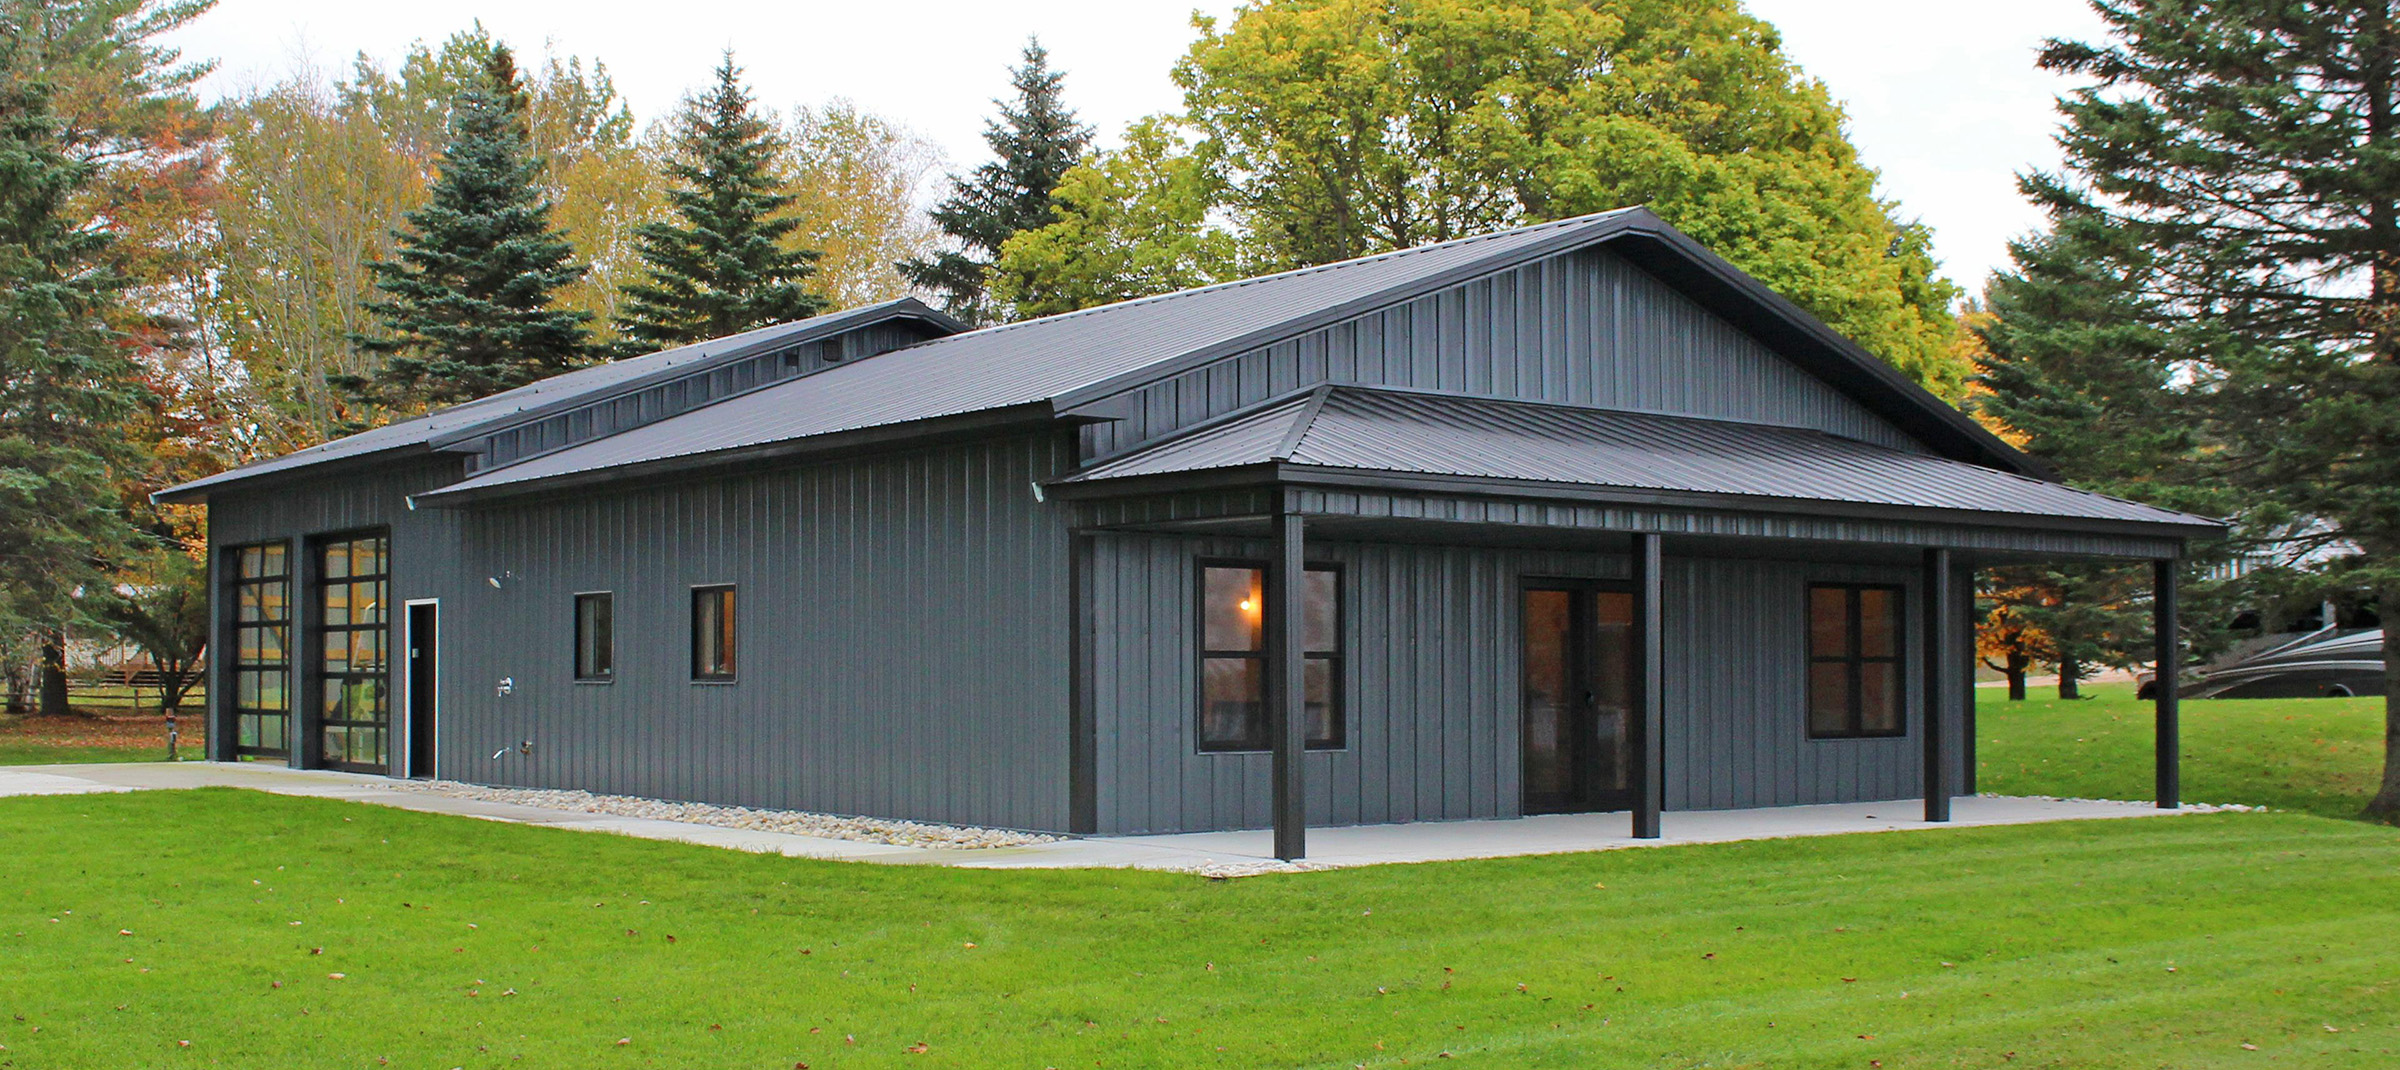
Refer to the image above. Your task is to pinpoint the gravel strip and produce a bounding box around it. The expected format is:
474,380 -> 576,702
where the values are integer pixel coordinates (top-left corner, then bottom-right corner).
387,780 -> 1061,849
1973,792 -> 2264,813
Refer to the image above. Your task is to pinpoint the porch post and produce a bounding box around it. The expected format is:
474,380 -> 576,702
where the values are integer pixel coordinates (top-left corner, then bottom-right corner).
1922,547 -> 1954,823
2154,559 -> 2181,809
1268,492 -> 1307,861
1632,532 -> 1665,840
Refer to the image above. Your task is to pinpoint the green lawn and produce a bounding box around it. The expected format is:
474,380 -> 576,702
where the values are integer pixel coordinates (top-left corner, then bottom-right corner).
2,791 -> 2397,1067
0,706 -> 198,767
1975,682 -> 2384,817
3,686 -> 2395,1067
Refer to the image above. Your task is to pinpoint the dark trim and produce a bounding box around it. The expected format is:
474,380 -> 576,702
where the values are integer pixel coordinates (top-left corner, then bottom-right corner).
1605,228 -> 2049,480
1632,532 -> 1665,839
1958,560 -> 1979,795
306,527 -> 394,775
1268,502 -> 1306,862
220,539 -> 294,760
689,584 -> 737,683
2154,559 -> 2181,809
1517,575 -> 1642,818
573,590 -> 615,684
1068,533 -> 1098,835
155,444 -> 438,506
414,402 -> 1062,508
1191,556 -> 1345,754
1056,461 -> 2221,542
157,301 -> 968,504
1047,207 -> 2043,479
1922,549 -> 1956,822
424,300 -> 966,450
1804,582 -> 1909,740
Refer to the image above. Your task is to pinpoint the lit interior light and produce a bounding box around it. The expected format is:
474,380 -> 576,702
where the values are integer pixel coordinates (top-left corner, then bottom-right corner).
1238,598 -> 1255,613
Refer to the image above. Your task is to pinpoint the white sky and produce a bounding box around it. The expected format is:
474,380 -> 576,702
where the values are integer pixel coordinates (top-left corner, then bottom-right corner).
162,0 -> 2110,296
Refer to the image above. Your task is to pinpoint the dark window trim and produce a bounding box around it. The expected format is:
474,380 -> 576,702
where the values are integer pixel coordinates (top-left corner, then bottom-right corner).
308,527 -> 394,774
223,539 -> 294,759
573,590 -> 615,684
1806,581 -> 1908,740
689,583 -> 737,684
1192,556 -> 1345,754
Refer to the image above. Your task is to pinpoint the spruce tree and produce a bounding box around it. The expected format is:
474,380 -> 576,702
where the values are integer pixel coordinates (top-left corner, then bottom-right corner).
2011,0 -> 2400,813
899,38 -> 1091,325
614,52 -> 825,352
350,44 -> 589,410
0,48 -> 142,707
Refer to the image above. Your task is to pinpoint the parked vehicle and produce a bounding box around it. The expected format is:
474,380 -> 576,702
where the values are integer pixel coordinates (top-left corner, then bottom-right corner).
2141,628 -> 2385,699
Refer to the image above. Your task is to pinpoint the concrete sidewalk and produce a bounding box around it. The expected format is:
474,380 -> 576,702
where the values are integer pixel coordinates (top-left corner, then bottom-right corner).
0,761 -> 2206,873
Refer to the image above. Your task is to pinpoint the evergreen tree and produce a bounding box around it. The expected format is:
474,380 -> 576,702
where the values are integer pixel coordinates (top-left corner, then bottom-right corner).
348,43 -> 589,411
614,52 -> 824,352
0,43 -> 143,708
1973,211 -> 2237,698
899,38 -> 1091,325
2008,0 -> 2400,814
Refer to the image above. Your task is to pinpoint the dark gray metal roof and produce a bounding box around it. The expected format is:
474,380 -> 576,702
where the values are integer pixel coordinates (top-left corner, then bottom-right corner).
1062,386 -> 2224,534
156,298 -> 962,502
419,206 -> 2045,501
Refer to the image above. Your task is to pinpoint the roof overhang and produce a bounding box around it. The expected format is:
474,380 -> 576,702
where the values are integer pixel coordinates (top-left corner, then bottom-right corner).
1049,461 -> 2223,548
408,401 -> 1065,508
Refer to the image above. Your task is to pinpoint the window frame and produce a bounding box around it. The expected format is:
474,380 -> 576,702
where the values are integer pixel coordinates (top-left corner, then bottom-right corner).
1805,581 -> 1908,740
573,591 -> 615,683
1191,557 -> 1344,754
224,539 -> 294,759
309,528 -> 394,773
689,584 -> 737,683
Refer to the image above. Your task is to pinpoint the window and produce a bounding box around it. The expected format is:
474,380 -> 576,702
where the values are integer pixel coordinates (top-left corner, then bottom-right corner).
227,542 -> 291,757
1808,583 -> 1905,738
1196,562 -> 1341,752
316,532 -> 391,770
691,585 -> 736,681
575,593 -> 614,682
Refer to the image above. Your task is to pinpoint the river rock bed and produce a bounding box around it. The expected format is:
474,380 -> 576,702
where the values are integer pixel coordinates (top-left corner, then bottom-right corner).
387,780 -> 1061,849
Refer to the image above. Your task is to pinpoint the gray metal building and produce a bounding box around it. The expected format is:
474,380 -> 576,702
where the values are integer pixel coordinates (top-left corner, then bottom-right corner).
160,208 -> 2222,857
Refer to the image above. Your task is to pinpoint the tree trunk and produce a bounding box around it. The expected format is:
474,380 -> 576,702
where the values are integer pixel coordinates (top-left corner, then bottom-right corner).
2005,650 -> 2030,701
3,652 -> 27,715
2365,586 -> 2400,820
38,632 -> 70,717
2057,655 -> 2082,700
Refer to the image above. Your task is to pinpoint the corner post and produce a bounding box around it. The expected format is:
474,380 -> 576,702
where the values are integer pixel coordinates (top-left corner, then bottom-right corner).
1067,532 -> 1098,835
2154,558 -> 2181,810
1632,532 -> 1665,840
1923,547 -> 1954,823
1268,493 -> 1307,861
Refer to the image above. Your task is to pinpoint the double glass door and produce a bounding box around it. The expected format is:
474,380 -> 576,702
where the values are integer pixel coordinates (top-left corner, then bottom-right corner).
1522,583 -> 1639,814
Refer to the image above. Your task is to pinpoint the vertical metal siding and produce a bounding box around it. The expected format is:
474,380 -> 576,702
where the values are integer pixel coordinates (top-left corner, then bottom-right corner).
436,430 -> 1078,831
204,457 -> 468,772
1090,532 -> 1630,834
1080,248 -> 1923,460
1091,534 -> 1966,834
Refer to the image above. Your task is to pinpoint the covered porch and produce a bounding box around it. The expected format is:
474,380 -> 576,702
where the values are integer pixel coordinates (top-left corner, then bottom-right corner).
1050,385 -> 2221,859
